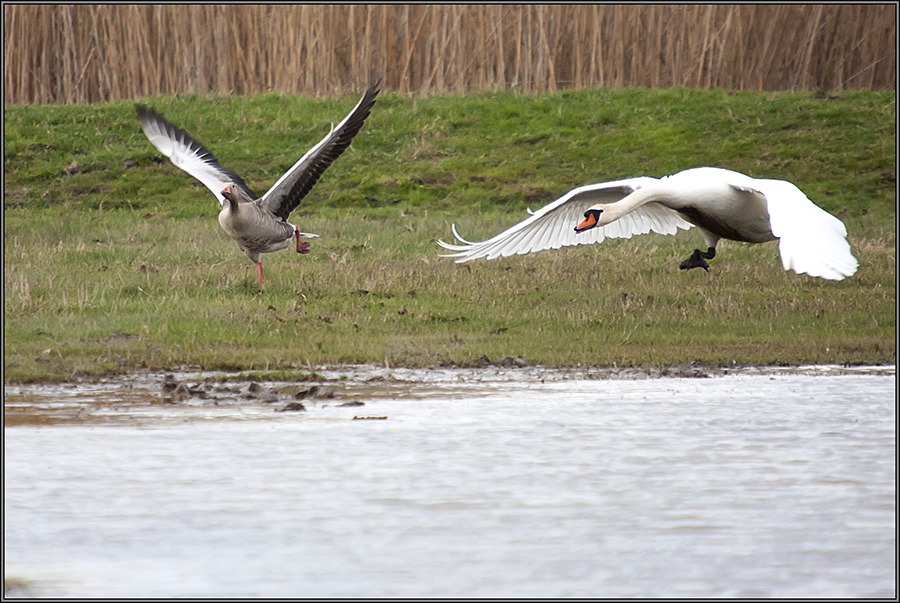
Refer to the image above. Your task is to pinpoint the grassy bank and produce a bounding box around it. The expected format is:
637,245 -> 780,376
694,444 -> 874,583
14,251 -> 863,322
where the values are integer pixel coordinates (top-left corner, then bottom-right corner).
4,87 -> 896,382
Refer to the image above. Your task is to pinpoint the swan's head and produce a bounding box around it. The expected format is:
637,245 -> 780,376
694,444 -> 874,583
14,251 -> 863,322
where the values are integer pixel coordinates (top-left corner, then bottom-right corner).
575,208 -> 603,233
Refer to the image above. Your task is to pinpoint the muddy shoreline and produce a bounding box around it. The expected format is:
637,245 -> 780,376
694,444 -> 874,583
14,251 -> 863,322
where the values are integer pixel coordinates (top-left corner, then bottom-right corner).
7,359 -> 896,386
4,363 -> 894,428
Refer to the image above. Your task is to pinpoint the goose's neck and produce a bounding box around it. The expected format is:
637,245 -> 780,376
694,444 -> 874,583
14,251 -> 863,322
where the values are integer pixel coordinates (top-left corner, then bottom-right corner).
223,196 -> 240,213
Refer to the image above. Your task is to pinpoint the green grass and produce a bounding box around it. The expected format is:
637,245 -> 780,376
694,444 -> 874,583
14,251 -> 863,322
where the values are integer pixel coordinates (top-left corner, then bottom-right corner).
4,87 -> 896,382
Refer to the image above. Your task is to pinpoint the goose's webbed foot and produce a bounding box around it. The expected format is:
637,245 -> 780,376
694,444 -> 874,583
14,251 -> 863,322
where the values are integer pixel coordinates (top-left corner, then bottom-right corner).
679,247 -> 716,272
294,225 -> 311,254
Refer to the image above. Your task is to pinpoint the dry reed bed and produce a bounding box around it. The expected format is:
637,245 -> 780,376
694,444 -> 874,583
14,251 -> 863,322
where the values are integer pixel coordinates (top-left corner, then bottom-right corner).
4,4 -> 896,105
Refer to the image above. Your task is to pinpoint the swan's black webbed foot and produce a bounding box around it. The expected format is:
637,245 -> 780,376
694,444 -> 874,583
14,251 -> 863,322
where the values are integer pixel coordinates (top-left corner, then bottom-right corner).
679,249 -> 710,271
679,247 -> 716,272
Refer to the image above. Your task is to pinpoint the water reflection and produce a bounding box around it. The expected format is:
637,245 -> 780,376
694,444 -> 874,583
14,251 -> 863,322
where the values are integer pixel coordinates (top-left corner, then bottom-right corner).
4,365 -> 896,597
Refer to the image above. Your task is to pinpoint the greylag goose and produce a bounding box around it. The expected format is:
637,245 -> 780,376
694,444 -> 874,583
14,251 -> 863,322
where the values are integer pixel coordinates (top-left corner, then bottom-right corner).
438,167 -> 857,280
137,84 -> 379,285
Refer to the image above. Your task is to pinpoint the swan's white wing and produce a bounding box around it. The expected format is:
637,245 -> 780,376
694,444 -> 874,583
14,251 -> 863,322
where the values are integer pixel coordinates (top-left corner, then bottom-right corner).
438,177 -> 693,262
753,178 -> 858,280
136,105 -> 255,206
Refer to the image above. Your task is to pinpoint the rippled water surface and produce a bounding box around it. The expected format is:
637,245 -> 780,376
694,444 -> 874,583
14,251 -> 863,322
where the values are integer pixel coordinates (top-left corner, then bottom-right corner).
4,365 -> 896,598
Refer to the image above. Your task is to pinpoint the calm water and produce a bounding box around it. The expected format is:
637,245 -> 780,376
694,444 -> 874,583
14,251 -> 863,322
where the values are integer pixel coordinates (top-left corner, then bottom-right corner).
4,365 -> 896,598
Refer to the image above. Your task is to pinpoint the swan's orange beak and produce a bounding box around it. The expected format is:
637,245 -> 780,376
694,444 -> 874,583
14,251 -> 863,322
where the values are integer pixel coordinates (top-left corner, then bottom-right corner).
575,209 -> 602,233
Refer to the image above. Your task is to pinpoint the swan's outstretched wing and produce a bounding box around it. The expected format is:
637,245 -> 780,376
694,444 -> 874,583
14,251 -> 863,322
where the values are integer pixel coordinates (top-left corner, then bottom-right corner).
136,105 -> 256,205
438,177 -> 693,262
258,84 -> 379,221
752,179 -> 858,280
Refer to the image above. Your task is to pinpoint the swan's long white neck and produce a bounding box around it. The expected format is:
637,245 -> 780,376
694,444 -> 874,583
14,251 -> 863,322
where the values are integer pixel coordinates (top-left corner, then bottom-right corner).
593,186 -> 665,226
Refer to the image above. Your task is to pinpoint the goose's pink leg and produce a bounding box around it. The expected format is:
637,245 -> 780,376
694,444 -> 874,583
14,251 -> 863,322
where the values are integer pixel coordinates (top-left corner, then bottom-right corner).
256,262 -> 264,286
295,225 -> 311,254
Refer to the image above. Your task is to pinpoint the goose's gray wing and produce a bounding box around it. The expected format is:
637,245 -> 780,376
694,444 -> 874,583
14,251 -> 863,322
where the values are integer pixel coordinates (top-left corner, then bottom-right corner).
438,177 -> 693,262
136,105 -> 256,205
258,84 -> 380,221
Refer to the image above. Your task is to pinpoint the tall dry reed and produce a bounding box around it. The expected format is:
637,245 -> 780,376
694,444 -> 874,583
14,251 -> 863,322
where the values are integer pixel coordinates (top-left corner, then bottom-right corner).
3,4 -> 896,105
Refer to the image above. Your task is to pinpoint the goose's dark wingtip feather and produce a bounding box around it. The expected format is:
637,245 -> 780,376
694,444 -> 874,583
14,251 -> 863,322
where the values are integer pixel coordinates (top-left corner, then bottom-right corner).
135,104 -> 171,135
136,103 -> 256,199
135,104 -> 180,134
268,85 -> 380,220
135,103 -> 156,120
365,80 -> 382,98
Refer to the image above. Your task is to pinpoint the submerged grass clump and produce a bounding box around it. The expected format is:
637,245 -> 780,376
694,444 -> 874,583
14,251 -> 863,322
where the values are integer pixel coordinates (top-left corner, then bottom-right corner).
3,88 -> 896,382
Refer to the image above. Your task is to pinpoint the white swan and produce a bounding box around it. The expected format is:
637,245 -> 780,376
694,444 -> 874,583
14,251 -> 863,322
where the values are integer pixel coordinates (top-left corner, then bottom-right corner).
438,167 -> 858,280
